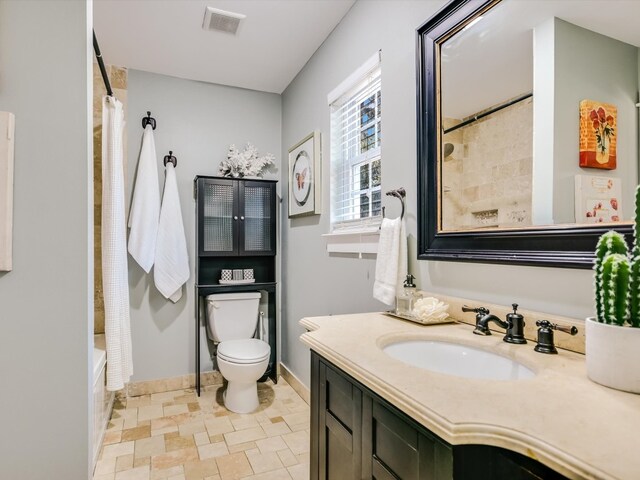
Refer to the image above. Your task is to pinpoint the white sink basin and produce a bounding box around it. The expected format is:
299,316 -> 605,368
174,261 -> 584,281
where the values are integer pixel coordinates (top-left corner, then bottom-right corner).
382,340 -> 535,381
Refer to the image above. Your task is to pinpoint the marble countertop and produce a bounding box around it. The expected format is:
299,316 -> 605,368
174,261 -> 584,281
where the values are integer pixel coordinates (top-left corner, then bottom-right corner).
299,312 -> 640,480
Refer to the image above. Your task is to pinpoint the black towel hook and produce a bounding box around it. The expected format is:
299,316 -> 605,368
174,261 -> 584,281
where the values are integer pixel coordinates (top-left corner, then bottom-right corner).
141,111 -> 156,130
164,151 -> 177,168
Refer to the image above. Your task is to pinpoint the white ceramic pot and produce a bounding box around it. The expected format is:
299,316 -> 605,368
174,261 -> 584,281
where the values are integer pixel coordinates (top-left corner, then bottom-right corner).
585,316 -> 640,394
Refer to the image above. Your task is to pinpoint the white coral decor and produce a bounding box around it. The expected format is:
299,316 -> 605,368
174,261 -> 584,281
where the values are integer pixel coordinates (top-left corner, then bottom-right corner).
218,142 -> 275,178
412,297 -> 449,322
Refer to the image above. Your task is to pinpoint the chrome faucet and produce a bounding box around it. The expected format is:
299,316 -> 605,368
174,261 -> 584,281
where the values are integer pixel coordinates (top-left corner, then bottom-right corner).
463,304 -> 527,345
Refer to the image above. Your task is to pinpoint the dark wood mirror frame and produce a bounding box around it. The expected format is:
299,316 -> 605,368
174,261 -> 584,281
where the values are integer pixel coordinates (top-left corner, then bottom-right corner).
416,0 -> 633,269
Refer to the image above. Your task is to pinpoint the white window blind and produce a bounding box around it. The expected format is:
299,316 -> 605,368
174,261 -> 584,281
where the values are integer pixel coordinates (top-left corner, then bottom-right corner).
329,53 -> 382,232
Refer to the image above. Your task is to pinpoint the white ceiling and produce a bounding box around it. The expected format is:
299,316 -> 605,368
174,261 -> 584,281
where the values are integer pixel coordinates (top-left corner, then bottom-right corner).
441,0 -> 640,120
94,0 -> 356,94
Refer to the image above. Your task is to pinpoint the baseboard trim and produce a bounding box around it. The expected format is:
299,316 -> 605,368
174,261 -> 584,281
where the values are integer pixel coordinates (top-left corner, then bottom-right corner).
280,362 -> 310,405
124,371 -> 224,397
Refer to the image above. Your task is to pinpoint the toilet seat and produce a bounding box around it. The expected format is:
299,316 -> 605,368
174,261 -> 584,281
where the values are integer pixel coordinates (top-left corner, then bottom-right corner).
217,339 -> 270,365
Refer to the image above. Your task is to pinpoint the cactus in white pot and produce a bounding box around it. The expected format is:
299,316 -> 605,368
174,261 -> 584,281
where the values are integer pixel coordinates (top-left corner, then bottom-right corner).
587,184 -> 640,394
593,186 -> 640,327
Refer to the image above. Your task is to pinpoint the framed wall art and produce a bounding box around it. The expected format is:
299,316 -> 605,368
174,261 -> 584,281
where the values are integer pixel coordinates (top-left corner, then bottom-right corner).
288,130 -> 321,217
0,112 -> 15,272
579,100 -> 617,170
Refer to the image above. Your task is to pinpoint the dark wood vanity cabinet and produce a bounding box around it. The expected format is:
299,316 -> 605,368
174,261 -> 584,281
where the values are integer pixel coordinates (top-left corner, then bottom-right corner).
311,351 -> 567,480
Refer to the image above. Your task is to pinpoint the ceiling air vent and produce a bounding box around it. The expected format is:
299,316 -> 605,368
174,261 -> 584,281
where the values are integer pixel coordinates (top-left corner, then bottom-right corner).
202,7 -> 246,35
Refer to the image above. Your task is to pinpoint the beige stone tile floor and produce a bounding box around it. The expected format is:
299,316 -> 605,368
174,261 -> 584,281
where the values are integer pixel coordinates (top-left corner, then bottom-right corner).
94,378 -> 310,480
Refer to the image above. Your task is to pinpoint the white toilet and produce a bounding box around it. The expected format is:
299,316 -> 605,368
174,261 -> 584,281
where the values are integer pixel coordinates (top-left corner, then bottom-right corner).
206,292 -> 270,413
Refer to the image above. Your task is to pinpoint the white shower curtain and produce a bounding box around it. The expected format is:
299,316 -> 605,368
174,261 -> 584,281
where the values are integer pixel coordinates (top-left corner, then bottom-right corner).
102,96 -> 133,391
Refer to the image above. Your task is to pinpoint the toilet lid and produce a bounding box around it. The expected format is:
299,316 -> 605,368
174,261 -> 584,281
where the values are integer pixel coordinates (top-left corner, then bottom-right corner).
217,339 -> 270,364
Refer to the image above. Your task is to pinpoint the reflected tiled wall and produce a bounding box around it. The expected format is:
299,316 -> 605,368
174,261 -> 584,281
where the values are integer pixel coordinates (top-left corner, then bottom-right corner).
442,98 -> 533,231
94,64 -> 128,334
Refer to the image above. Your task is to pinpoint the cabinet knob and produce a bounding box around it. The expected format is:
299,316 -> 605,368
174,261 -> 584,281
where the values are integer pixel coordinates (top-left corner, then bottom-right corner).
240,216 -> 245,220
233,216 -> 238,220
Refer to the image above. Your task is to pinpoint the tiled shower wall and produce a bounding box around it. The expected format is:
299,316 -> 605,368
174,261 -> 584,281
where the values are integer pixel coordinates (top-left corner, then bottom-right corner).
93,64 -> 128,334
442,97 -> 533,231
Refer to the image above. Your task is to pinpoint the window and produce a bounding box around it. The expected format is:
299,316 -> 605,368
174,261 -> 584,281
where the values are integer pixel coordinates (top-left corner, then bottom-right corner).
329,52 -> 381,232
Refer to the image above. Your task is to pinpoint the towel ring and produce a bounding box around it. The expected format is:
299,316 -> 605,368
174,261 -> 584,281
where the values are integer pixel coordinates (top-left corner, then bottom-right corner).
383,187 -> 406,220
164,151 -> 177,167
142,111 -> 156,130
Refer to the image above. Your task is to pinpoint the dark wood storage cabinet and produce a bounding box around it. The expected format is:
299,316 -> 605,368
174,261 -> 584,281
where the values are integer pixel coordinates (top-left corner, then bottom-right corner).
194,176 -> 278,395
197,177 -> 276,257
311,351 -> 567,480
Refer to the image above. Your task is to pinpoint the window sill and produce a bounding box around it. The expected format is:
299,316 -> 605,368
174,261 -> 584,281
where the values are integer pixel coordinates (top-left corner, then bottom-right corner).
322,228 -> 380,255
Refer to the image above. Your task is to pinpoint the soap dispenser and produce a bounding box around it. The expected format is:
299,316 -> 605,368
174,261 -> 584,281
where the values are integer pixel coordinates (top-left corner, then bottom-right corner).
396,274 -> 422,316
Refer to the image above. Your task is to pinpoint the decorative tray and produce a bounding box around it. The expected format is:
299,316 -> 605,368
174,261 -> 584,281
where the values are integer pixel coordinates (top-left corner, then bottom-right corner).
219,279 -> 256,285
383,310 -> 455,326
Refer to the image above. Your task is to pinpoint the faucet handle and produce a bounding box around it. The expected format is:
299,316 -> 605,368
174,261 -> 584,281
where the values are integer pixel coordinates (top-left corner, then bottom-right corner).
462,305 -> 490,315
534,320 -> 578,354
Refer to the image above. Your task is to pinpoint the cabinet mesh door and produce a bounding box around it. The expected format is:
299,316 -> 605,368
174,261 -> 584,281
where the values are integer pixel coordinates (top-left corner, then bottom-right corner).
203,182 -> 234,252
244,185 -> 272,252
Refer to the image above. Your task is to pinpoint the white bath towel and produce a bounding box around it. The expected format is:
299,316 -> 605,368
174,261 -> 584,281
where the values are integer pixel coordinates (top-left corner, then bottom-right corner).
373,217 -> 407,306
154,163 -> 190,302
102,96 -> 133,391
128,124 -> 160,273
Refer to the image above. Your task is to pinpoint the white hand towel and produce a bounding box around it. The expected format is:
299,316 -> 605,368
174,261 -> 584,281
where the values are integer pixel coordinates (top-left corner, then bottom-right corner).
102,96 -> 133,391
373,217 -> 407,306
128,124 -> 160,273
154,163 -> 190,302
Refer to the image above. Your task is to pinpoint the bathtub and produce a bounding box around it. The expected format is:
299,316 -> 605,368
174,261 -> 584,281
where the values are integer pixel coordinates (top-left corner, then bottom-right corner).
93,334 -> 114,469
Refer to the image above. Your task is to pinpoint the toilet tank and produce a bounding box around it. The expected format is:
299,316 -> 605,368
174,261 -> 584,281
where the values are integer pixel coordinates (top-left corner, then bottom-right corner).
206,292 -> 261,342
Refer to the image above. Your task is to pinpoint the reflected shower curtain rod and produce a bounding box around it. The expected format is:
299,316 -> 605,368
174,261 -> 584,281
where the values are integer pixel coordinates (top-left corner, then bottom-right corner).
92,30 -> 113,97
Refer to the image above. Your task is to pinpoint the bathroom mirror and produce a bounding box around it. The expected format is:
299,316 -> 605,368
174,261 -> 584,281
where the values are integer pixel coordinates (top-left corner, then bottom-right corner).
417,0 -> 640,267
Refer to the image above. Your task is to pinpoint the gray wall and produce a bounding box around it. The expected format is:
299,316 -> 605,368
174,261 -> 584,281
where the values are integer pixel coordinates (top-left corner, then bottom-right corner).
0,0 -> 92,478
281,0 -> 596,388
126,70 -> 281,381
553,18 -> 638,224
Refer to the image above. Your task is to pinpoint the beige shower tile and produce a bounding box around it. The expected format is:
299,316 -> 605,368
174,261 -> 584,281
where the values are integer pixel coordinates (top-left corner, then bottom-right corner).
122,425 -> 152,442
227,441 -> 256,454
194,431 -> 210,446
150,465 -> 183,480
276,449 -> 297,468
243,468 -> 292,480
164,404 -> 189,417
152,391 -> 179,404
256,436 -> 287,454
104,430 -> 123,445
115,465 -> 150,480
282,413 -> 308,428
281,432 -> 308,456
197,441 -> 229,460
205,417 -> 234,437
230,415 -> 259,431
183,457 -> 219,479
223,427 -> 265,446
245,449 -> 284,474
164,431 -> 196,452
135,436 -> 166,459
134,456 -> 151,468
116,454 -> 134,472
95,457 -> 117,475
138,405 -> 164,422
286,463 -> 309,480
179,421 -> 206,437
261,422 -> 291,438
151,447 -> 198,470
95,474 -> 116,480
215,452 -> 252,479
126,395 -> 152,408
103,441 -> 135,459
